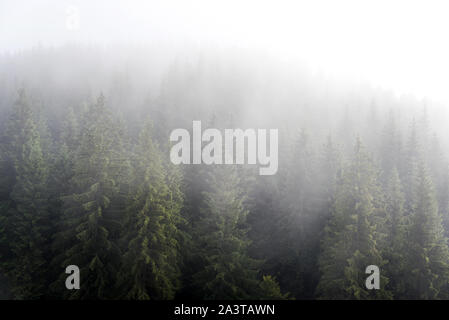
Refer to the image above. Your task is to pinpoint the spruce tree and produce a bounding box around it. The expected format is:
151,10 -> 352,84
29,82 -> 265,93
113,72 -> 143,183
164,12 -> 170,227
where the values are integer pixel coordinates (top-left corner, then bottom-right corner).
402,120 -> 421,215
404,163 -> 449,299
192,165 -> 261,299
383,168 -> 407,297
0,89 -> 50,299
259,275 -> 290,300
276,128 -> 321,298
51,95 -> 123,299
379,111 -> 402,185
117,120 -> 183,299
317,138 -> 391,299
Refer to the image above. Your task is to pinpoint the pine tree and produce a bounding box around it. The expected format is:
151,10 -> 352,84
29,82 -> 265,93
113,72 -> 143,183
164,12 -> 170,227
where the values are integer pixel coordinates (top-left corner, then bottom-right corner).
60,107 -> 79,151
379,111 -> 402,185
192,165 -> 261,299
259,275 -> 290,300
402,120 -> 421,216
439,168 -> 449,236
49,106 -> 79,199
319,135 -> 342,205
246,173 -> 283,287
403,163 -> 449,299
117,120 -> 183,299
0,89 -> 50,299
382,168 -> 407,297
317,138 -> 391,299
427,134 -> 449,235
46,107 -> 81,290
51,95 -> 124,299
276,128 -> 321,298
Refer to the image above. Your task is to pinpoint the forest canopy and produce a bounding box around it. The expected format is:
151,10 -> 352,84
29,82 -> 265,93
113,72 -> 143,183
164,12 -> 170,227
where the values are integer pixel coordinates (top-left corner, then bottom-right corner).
1,46 -> 449,299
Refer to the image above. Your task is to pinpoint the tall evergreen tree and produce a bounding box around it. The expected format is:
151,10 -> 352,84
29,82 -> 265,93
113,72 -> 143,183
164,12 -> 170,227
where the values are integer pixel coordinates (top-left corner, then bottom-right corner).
403,163 -> 449,299
117,120 -> 183,299
427,134 -> 449,234
383,168 -> 407,297
0,89 -> 50,299
191,165 -> 261,299
439,168 -> 449,236
51,95 -> 124,299
402,120 -> 421,215
317,138 -> 391,299
379,111 -> 402,185
275,129 -> 321,298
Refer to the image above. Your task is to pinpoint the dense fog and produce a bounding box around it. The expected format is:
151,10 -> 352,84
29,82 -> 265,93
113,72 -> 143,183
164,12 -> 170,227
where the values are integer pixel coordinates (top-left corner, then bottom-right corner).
2,1 -> 449,300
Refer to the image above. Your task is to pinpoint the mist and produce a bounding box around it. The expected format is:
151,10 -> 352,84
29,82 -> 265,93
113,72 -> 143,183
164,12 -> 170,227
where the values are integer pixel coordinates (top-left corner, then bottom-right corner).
1,0 -> 449,301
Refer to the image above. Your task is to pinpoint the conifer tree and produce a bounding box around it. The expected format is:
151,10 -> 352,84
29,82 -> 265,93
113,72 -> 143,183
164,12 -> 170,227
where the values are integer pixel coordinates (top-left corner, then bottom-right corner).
319,135 -> 342,205
427,134 -> 449,234
246,173 -> 283,284
60,107 -> 79,151
439,168 -> 449,235
404,163 -> 449,299
51,95 -> 124,299
192,165 -> 261,299
317,138 -> 391,299
402,120 -> 421,215
49,107 -> 79,198
259,275 -> 290,300
276,129 -> 321,298
117,120 -> 183,299
379,111 -> 402,185
383,168 -> 407,297
0,89 -> 50,299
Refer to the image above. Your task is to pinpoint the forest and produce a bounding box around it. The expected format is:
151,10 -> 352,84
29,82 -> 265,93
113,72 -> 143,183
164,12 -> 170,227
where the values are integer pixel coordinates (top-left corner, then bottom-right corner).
1,46 -> 449,300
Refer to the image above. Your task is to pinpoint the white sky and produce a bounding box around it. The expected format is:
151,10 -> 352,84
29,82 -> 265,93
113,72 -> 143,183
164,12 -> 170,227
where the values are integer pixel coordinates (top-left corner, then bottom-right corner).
1,0 -> 449,103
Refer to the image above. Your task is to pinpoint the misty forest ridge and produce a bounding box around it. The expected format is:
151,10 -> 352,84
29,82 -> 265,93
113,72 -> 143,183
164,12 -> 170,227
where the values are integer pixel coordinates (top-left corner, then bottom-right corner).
1,46 -> 449,299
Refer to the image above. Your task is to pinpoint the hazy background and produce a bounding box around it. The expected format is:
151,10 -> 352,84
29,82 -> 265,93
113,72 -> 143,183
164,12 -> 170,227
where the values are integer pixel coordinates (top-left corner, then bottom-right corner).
2,0 -> 449,103
2,0 -> 449,300
1,0 -> 449,150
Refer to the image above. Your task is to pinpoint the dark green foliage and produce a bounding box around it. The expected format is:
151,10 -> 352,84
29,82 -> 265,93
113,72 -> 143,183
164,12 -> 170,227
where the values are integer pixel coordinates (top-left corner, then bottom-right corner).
51,95 -> 124,299
260,129 -> 325,299
403,163 -> 449,299
382,168 -> 407,297
317,138 -> 392,299
379,111 -> 402,185
0,89 -> 50,299
118,120 -> 183,299
2,84 -> 449,301
191,165 -> 261,299
402,120 -> 421,215
259,275 -> 290,300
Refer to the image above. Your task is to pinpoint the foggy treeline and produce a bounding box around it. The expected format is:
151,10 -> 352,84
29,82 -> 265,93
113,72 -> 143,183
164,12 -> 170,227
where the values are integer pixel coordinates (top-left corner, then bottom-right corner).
1,46 -> 449,299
